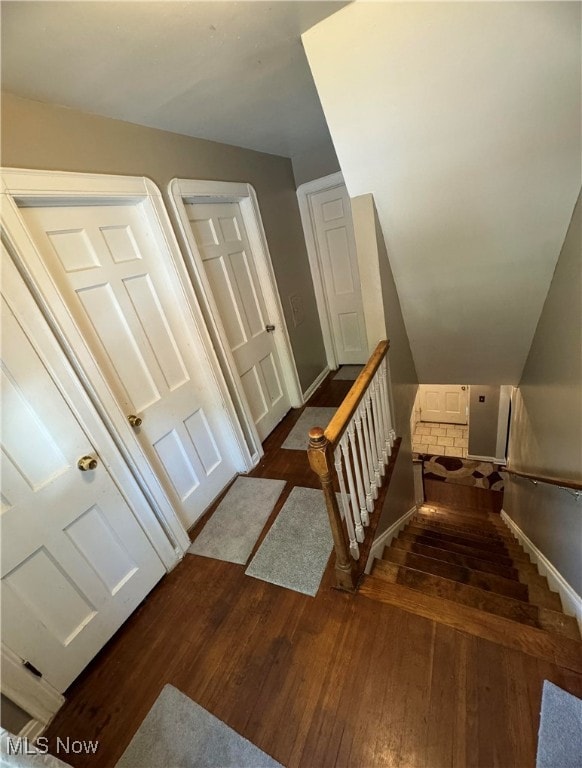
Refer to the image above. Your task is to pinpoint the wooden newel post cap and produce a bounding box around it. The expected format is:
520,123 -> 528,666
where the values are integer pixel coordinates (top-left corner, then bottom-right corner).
308,426 -> 326,447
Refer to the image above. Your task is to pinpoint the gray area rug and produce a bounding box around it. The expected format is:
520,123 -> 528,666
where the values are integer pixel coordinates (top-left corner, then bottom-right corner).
188,476 -> 285,564
536,680 -> 582,767
245,486 -> 335,596
116,684 -> 282,768
333,365 -> 363,381
281,407 -> 336,450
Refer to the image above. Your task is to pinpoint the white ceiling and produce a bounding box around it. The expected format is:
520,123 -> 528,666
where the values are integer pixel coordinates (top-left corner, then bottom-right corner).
1,1 -> 346,159
303,2 -> 581,384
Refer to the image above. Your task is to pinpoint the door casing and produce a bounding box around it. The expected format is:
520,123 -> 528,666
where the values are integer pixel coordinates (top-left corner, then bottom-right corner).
169,178 -> 303,465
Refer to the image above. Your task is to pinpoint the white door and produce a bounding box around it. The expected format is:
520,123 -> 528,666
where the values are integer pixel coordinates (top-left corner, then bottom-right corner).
18,200 -> 239,530
310,183 -> 367,364
420,385 -> 468,424
1,251 -> 165,693
185,201 -> 290,441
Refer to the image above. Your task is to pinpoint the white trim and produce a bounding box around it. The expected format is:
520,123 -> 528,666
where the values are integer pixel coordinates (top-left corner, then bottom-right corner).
19,719 -> 46,742
0,645 -> 64,730
466,453 -> 505,464
169,178 -> 303,464
302,366 -> 330,403
500,510 -> 582,633
364,505 -> 418,574
296,172 -> 345,370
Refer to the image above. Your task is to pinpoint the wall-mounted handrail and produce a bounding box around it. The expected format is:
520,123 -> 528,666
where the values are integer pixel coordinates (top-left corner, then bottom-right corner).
308,340 -> 395,591
502,465 -> 582,497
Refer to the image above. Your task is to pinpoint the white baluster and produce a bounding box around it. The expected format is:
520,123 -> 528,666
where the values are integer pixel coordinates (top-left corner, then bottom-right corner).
371,377 -> 386,476
378,361 -> 391,463
334,446 -> 360,559
348,420 -> 369,527
357,403 -> 374,513
384,357 -> 397,446
365,389 -> 381,490
340,434 -> 365,543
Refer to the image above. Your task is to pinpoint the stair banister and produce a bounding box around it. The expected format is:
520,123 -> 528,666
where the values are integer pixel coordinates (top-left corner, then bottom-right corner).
308,340 -> 392,591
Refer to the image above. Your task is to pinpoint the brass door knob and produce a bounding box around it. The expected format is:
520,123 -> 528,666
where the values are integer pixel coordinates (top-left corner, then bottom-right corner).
128,414 -> 143,428
78,455 -> 98,471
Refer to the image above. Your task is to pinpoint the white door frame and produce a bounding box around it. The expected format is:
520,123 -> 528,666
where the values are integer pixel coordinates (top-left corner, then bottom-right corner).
1,168 -> 246,555
297,171 -> 347,371
169,178 -> 303,465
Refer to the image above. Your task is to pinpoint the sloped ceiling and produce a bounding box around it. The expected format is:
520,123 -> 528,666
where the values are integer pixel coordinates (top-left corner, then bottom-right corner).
1,1 -> 346,159
303,2 -> 581,384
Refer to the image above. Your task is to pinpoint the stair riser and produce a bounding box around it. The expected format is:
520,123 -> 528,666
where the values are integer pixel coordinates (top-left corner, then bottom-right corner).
382,548 -> 529,601
406,525 -> 512,555
392,538 -> 519,580
403,533 -> 516,566
414,516 -> 508,542
412,519 -> 505,545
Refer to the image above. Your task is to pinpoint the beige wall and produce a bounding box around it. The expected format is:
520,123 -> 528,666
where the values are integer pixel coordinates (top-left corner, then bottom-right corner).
291,136 -> 340,188
351,194 -> 419,536
504,189 -> 581,592
1,93 -> 327,392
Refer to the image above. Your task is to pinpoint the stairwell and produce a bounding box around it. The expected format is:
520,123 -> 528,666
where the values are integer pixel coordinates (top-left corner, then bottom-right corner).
359,503 -> 582,673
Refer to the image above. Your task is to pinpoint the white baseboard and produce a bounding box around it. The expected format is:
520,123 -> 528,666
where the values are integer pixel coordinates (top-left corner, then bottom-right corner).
466,453 -> 505,464
365,505 -> 417,574
500,510 -> 582,633
19,718 -> 46,742
302,366 -> 330,403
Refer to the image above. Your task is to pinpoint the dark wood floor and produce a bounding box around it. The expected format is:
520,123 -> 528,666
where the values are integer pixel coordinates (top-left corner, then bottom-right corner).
46,371 -> 582,767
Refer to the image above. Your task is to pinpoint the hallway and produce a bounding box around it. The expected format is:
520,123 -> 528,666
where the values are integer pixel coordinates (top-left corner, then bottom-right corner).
45,370 -> 582,767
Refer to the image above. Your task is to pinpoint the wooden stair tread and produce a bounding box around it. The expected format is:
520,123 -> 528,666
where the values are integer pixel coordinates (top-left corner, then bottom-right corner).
413,516 -> 503,541
402,530 -> 516,566
382,547 -> 529,601
413,522 -> 532,561
408,522 -> 508,550
414,515 -> 515,542
358,577 -> 582,673
391,537 -> 520,580
372,560 -> 580,641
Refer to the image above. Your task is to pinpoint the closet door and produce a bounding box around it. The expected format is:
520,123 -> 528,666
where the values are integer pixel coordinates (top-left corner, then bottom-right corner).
185,200 -> 290,441
12,182 -> 241,531
1,248 -> 165,692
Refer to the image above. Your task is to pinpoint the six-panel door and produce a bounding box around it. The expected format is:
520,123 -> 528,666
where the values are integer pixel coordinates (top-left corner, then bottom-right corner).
185,201 -> 290,441
310,184 -> 367,364
0,250 -> 165,692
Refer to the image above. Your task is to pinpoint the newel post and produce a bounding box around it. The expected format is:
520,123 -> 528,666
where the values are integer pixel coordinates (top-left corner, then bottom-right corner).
308,427 -> 356,592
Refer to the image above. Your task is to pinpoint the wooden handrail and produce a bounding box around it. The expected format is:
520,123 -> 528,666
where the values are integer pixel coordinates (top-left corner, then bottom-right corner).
502,466 -> 582,493
325,340 -> 390,447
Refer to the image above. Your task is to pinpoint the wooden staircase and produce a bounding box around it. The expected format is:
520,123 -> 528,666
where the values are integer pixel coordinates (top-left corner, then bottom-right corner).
360,504 -> 582,673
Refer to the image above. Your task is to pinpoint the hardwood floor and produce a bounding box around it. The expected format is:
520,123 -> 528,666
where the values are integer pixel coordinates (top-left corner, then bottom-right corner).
46,371 -> 582,767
